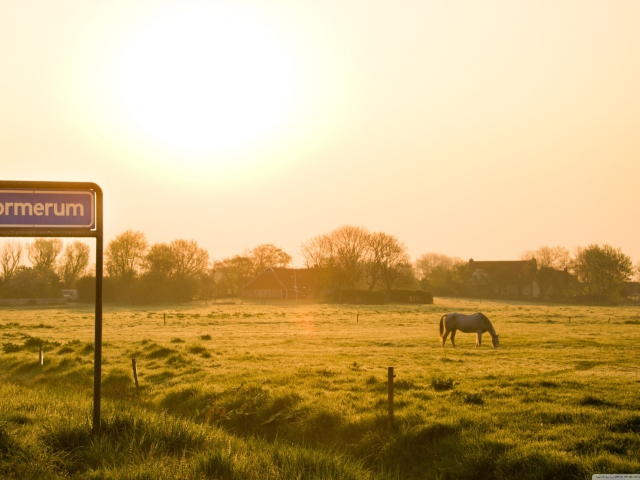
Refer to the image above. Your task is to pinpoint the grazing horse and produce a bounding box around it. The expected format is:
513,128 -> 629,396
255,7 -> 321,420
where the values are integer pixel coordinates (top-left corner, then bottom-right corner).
439,312 -> 500,348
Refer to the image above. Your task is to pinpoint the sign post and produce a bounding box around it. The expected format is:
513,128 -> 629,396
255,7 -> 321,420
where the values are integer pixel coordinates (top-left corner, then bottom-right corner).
0,181 -> 103,434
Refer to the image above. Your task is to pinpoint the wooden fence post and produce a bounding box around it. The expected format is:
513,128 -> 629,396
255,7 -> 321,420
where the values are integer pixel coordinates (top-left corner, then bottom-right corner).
388,366 -> 395,430
132,358 -> 139,389
39,345 -> 44,367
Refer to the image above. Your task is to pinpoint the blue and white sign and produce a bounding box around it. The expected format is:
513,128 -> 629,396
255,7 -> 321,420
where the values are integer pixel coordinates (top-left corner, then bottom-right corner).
0,189 -> 95,229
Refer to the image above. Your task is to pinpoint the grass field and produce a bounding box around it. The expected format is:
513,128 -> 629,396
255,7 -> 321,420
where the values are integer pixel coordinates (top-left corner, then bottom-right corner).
0,298 -> 639,479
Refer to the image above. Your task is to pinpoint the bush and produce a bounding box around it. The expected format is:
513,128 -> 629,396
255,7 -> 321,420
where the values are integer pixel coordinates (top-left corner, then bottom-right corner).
388,289 -> 433,304
431,376 -> 455,391
76,276 -> 118,303
1,267 -> 62,299
337,290 -> 385,305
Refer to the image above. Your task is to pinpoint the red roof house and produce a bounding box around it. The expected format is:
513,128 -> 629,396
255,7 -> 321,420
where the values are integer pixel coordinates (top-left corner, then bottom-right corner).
468,259 -> 540,297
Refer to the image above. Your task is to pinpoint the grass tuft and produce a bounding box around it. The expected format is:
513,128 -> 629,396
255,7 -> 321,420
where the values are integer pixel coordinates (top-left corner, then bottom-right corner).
464,393 -> 484,405
609,415 -> 640,433
102,368 -> 135,398
186,344 -> 209,357
431,376 -> 455,391
579,395 -> 611,407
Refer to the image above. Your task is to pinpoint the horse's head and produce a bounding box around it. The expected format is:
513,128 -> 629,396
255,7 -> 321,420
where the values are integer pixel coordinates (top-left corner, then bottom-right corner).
491,334 -> 500,348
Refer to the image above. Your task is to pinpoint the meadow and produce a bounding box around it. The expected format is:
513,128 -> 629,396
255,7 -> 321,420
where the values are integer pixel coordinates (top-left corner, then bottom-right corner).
0,298 -> 639,479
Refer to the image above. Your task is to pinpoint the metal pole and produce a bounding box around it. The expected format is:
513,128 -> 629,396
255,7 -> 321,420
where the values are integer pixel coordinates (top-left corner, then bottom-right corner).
93,188 -> 103,435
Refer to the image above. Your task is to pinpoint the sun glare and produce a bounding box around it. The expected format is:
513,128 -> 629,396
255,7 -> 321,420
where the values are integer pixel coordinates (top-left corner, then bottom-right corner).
113,5 -> 296,156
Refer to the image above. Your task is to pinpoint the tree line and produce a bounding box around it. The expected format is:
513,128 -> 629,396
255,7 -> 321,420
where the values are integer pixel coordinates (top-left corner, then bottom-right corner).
0,225 -> 638,304
0,239 -> 88,299
416,244 -> 638,303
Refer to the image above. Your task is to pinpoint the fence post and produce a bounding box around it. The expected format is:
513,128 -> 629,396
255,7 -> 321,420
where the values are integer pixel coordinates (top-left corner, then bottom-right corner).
388,366 -> 395,430
132,358 -> 139,389
39,344 -> 44,367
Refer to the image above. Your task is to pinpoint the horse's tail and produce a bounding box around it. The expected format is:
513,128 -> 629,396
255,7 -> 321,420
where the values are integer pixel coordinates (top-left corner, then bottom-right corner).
439,314 -> 447,338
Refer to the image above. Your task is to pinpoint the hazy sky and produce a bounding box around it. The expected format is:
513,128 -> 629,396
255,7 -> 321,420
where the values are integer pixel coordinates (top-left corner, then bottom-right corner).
2,1 -> 639,267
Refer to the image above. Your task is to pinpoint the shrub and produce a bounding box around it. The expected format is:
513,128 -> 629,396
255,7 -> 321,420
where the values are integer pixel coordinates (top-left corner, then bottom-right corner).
464,393 -> 484,405
431,376 -> 455,391
338,290 -> 385,305
388,289 -> 434,304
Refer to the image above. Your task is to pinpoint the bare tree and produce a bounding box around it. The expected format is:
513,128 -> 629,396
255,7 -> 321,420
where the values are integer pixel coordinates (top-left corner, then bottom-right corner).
301,225 -> 370,291
58,241 -> 90,287
171,239 -> 209,279
0,241 -> 23,281
244,243 -> 292,276
301,234 -> 334,269
520,246 -> 571,270
366,232 -> 414,295
27,238 -> 63,270
415,253 -> 464,281
145,240 -> 209,279
520,246 -> 572,297
105,230 -> 148,278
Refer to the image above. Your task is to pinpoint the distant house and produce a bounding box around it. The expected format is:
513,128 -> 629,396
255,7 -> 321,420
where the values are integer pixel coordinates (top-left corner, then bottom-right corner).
467,259 -> 540,298
241,267 -> 317,300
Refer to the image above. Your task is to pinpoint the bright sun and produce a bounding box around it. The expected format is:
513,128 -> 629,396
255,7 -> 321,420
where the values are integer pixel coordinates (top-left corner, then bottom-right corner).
113,4 -> 296,156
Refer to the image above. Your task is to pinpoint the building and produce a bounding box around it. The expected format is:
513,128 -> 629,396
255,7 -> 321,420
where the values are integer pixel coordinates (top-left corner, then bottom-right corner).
468,259 -> 540,298
241,267 -> 317,300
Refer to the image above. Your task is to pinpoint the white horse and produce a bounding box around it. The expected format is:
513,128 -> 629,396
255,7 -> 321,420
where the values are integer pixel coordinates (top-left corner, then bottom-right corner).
439,312 -> 500,348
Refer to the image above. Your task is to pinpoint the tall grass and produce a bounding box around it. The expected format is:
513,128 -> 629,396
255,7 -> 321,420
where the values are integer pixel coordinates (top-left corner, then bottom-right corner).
0,299 -> 639,478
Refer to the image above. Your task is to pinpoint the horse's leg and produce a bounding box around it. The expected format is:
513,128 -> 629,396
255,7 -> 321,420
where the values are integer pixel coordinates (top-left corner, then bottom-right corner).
450,329 -> 456,348
441,330 -> 449,348
476,332 -> 482,347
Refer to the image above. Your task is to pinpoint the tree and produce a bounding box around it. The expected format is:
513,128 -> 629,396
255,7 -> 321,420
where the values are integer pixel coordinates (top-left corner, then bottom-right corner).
366,232 -> 414,295
27,238 -> 63,270
520,246 -> 572,298
574,244 -> 633,300
105,230 -> 148,279
0,241 -> 23,281
145,243 -> 175,278
58,241 -> 90,287
141,239 -> 209,302
301,225 -> 370,291
244,244 -> 292,277
145,240 -> 208,279
211,255 -> 254,296
415,253 -> 466,295
171,239 -> 209,279
2,266 -> 62,298
415,253 -> 463,281
520,246 -> 571,270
